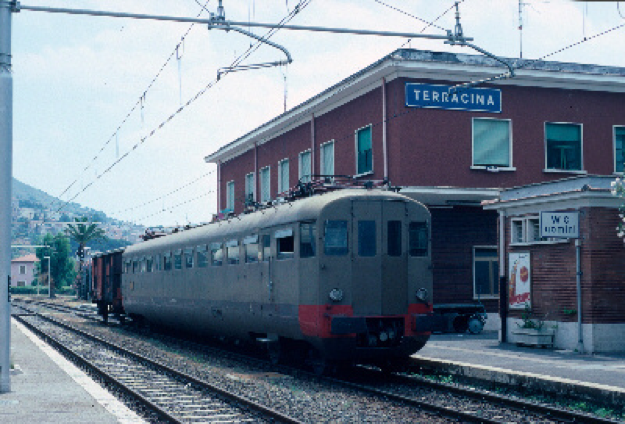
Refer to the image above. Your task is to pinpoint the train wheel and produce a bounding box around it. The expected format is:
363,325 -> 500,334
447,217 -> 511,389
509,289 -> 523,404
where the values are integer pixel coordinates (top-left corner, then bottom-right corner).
267,342 -> 282,365
307,349 -> 337,376
468,317 -> 484,334
452,315 -> 469,333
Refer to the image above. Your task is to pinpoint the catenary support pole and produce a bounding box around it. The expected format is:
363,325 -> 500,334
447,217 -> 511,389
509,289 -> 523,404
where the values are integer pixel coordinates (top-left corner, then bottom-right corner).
0,0 -> 14,394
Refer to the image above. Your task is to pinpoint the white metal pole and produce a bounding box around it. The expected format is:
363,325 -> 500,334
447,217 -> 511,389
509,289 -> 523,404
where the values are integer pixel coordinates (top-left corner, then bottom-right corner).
0,0 -> 14,394
576,238 -> 583,353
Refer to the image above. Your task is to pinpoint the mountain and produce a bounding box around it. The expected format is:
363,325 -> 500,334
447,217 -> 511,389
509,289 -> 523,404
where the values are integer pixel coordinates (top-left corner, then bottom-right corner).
12,177 -> 108,220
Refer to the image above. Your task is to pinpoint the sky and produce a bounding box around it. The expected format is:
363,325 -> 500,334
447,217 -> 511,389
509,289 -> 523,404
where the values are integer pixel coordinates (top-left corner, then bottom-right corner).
10,0 -> 625,227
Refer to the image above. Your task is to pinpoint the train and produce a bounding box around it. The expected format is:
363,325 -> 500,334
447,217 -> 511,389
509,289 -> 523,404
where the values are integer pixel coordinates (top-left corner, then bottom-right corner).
92,187 -> 435,373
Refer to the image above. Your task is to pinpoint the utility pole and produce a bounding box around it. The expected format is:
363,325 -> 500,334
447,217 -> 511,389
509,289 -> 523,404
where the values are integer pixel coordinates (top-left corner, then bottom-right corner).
0,0 -> 15,394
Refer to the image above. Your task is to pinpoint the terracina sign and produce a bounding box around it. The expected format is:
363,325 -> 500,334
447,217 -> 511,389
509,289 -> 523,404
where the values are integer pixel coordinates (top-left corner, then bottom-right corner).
405,83 -> 502,113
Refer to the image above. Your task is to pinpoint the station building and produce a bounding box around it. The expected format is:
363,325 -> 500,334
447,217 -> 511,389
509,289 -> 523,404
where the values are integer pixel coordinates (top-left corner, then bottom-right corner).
205,48 -> 625,336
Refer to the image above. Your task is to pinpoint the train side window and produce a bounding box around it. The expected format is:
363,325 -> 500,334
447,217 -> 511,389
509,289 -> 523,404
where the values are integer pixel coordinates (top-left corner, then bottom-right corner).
124,259 -> 132,274
146,256 -> 153,273
300,222 -> 316,258
409,222 -> 428,257
211,243 -> 223,266
358,220 -> 376,257
275,228 -> 294,260
174,249 -> 182,270
387,221 -> 402,257
132,258 -> 138,273
197,245 -> 208,268
154,254 -> 161,271
243,235 -> 259,264
226,240 -> 240,265
324,220 -> 348,256
261,235 -> 271,261
141,257 -> 147,273
184,248 -> 194,268
163,252 -> 172,271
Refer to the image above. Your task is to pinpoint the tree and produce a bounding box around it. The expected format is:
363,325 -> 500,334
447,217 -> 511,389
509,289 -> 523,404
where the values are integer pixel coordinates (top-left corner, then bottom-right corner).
612,177 -> 625,240
35,233 -> 76,296
65,217 -> 106,299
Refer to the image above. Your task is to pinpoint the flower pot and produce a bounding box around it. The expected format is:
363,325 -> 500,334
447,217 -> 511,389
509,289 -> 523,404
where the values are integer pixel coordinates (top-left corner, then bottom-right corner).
512,329 -> 554,348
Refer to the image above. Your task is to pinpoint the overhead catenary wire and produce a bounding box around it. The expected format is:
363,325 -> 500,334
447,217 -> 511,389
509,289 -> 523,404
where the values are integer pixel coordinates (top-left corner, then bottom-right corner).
53,0 -> 313,214
51,0 -> 212,210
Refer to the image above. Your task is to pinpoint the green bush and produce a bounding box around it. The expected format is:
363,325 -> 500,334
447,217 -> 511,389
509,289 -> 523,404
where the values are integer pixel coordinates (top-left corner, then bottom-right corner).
10,285 -> 76,296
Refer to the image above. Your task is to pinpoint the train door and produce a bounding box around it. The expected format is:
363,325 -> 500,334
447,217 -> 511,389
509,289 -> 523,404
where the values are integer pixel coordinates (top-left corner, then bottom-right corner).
351,200 -> 383,315
381,200 -> 408,315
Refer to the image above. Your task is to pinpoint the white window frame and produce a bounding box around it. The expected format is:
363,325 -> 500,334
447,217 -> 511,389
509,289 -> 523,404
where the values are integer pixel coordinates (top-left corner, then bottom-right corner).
278,158 -> 290,194
473,246 -> 498,300
226,180 -> 235,211
244,172 -> 255,203
260,166 -> 271,202
320,140 -> 335,177
543,121 -> 586,174
354,124 -> 374,177
510,216 -> 566,246
470,117 -> 515,171
614,125 -> 625,175
299,149 -> 312,183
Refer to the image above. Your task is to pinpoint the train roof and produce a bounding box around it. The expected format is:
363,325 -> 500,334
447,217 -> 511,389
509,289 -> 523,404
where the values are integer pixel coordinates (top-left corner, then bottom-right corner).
123,189 -> 424,257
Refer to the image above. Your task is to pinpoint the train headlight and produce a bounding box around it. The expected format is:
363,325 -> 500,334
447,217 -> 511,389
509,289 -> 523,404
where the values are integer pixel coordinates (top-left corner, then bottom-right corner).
329,288 -> 343,302
416,288 -> 428,303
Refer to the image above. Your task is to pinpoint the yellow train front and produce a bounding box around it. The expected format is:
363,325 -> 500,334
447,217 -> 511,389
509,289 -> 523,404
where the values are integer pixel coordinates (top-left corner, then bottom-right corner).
120,189 -> 434,370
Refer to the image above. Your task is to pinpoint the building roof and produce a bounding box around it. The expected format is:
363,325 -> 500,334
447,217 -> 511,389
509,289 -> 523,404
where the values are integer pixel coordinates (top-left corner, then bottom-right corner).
11,254 -> 39,263
205,48 -> 625,165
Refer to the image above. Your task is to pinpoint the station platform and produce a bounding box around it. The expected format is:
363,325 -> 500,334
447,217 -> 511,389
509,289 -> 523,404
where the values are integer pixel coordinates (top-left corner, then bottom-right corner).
415,331 -> 625,407
0,318 -> 145,424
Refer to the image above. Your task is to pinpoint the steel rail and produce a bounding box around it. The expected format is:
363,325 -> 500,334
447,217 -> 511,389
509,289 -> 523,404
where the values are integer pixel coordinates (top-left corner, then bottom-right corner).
16,4 -> 473,41
13,304 -> 304,424
392,362 -> 620,424
12,313 -> 181,423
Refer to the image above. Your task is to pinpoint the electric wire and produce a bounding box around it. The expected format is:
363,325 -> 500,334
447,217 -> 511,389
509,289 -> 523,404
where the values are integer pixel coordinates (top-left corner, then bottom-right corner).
54,0 -> 312,215
111,170 -> 214,216
51,0 -> 212,209
373,0 -> 447,32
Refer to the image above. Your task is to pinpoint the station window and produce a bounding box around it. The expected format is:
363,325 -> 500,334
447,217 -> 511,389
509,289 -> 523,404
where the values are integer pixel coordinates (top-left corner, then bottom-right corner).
19,265 -> 26,275
511,216 -> 554,244
275,228 -> 294,260
356,125 -> 373,175
260,166 -> 271,202
226,181 -> 235,211
300,222 -> 316,258
358,220 -> 376,257
245,172 -> 255,204
261,235 -> 271,261
163,253 -> 172,271
146,256 -> 153,273
197,245 -> 208,268
174,249 -> 182,270
387,221 -> 402,257
615,126 -> 625,173
226,240 -> 240,265
184,248 -> 194,269
545,122 -> 582,171
324,220 -> 348,256
320,141 -> 335,178
472,118 -> 511,167
278,159 -> 290,194
210,243 -> 223,266
299,150 -> 312,183
409,222 -> 428,257
474,247 -> 499,298
244,235 -> 259,263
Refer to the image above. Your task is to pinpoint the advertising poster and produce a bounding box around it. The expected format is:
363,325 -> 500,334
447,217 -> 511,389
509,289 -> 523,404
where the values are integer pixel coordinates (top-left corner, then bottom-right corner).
508,252 -> 531,309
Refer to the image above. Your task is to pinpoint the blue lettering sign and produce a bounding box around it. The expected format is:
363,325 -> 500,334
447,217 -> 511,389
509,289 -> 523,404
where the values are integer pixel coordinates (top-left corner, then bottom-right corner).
405,83 -> 502,113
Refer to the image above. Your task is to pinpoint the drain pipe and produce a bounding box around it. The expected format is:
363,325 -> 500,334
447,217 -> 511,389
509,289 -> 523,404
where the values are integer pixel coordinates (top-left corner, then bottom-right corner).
576,238 -> 583,353
499,210 -> 507,343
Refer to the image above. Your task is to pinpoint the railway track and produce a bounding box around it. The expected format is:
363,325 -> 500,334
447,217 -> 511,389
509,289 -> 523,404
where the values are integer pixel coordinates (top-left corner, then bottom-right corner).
11,304 -> 301,424
13,298 -> 622,423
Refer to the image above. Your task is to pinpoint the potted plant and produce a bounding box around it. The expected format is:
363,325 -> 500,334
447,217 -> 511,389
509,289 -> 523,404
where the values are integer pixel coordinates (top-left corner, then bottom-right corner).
512,303 -> 554,348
